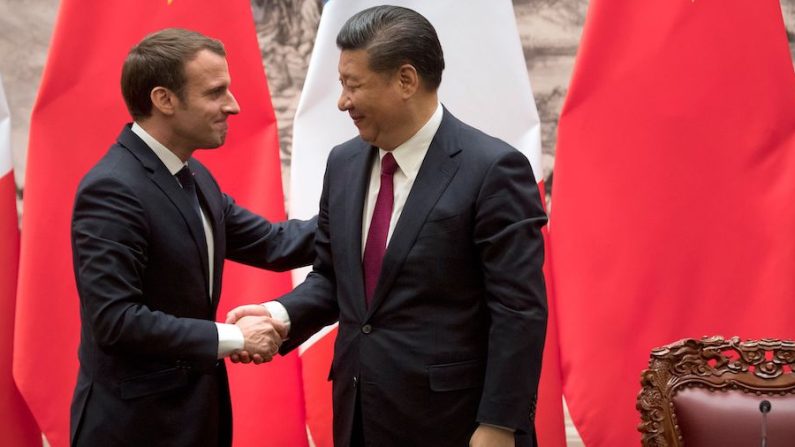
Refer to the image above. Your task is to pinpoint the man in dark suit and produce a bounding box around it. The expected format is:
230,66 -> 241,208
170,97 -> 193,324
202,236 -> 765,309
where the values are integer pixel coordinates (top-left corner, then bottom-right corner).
229,6 -> 547,447
69,28 -> 316,446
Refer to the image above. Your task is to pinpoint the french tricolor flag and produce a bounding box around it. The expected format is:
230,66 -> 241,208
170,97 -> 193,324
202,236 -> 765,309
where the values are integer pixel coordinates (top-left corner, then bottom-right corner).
0,75 -> 40,445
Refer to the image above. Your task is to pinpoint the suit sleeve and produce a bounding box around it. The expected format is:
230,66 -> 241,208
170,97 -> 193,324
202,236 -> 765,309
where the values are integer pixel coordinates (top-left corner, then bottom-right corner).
472,150 -> 548,432
222,195 -> 317,271
72,176 -> 217,364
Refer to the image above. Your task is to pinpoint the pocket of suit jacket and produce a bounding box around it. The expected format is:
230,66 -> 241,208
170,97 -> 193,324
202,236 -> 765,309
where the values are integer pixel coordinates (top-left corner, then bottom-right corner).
427,359 -> 485,392
419,212 -> 467,238
119,366 -> 191,400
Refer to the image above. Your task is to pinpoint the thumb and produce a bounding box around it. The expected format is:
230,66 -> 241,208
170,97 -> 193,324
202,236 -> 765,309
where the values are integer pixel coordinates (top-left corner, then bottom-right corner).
225,308 -> 241,324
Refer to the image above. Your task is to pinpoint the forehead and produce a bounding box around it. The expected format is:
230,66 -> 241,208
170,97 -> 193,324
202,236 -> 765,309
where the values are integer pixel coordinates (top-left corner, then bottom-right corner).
184,49 -> 230,86
338,49 -> 373,78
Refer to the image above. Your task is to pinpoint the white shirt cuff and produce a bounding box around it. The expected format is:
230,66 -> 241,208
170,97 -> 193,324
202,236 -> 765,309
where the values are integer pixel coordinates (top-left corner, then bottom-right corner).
263,301 -> 291,334
215,322 -> 244,359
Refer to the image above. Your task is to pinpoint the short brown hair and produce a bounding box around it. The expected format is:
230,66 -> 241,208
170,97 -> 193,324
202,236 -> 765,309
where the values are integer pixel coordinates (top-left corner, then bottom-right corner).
121,28 -> 226,119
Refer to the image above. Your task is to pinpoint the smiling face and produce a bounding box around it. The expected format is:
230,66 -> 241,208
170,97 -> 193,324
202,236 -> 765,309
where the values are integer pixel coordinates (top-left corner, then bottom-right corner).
170,49 -> 240,153
337,49 -> 413,151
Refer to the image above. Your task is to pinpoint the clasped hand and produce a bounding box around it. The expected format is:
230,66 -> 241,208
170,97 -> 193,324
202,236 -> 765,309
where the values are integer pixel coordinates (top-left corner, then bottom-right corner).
227,305 -> 286,365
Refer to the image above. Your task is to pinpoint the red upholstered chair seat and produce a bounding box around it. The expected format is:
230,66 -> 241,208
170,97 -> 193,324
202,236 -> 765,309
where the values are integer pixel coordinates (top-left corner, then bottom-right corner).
674,386 -> 795,446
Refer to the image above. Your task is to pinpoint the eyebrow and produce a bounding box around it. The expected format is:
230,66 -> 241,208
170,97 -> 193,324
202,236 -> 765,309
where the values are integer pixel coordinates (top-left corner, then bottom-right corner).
204,84 -> 227,95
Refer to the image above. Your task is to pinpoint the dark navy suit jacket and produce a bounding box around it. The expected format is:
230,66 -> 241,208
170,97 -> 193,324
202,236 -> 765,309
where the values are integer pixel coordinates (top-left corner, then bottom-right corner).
279,110 -> 548,447
70,125 -> 316,446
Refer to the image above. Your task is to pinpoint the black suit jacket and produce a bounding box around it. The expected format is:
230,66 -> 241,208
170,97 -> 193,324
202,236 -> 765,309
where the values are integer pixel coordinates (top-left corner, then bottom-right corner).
70,125 -> 316,446
279,110 -> 548,447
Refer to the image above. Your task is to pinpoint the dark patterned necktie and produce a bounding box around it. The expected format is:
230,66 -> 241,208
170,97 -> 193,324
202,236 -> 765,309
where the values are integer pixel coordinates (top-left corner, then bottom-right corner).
176,164 -> 212,300
176,165 -> 203,221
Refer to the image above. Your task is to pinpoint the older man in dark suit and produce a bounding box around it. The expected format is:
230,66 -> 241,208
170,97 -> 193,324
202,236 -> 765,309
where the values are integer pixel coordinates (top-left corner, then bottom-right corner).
70,28 -> 316,446
229,6 -> 548,447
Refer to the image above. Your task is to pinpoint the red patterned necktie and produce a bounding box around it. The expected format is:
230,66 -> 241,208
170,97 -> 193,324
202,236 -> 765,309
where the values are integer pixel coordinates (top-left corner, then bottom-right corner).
362,152 -> 398,306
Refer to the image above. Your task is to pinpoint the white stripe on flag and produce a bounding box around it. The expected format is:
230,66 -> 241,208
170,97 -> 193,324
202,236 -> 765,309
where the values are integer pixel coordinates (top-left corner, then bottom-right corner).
298,322 -> 338,355
0,75 -> 11,176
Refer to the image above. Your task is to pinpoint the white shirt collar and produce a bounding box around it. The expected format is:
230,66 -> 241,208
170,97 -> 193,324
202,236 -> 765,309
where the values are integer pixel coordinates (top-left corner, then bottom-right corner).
131,122 -> 186,175
378,102 -> 443,179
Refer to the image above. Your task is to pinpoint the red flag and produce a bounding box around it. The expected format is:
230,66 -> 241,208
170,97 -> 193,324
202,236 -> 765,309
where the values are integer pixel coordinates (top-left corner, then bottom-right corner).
0,76 -> 40,447
551,0 -> 795,445
15,2 -> 306,446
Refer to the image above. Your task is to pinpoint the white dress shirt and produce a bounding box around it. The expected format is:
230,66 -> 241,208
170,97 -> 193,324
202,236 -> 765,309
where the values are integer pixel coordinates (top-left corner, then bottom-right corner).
361,102 -> 443,253
131,123 -> 243,358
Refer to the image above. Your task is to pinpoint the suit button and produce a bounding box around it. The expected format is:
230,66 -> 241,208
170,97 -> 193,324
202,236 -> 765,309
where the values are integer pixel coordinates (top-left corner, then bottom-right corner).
361,324 -> 372,334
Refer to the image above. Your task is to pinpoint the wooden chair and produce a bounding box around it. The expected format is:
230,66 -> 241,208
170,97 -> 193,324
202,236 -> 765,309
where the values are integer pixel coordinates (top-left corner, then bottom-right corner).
637,336 -> 795,446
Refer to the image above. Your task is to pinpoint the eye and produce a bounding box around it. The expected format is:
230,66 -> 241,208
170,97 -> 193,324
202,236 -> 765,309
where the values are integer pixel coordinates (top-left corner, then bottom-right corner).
208,87 -> 226,98
340,79 -> 360,92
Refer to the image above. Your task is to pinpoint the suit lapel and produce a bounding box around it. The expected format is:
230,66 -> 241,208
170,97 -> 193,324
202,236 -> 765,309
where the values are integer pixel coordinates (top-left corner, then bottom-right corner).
366,112 -> 462,317
343,143 -> 376,319
118,127 -> 211,298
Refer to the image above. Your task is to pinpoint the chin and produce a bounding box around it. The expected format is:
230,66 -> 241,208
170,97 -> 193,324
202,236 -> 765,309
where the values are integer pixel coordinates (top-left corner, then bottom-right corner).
198,140 -> 224,150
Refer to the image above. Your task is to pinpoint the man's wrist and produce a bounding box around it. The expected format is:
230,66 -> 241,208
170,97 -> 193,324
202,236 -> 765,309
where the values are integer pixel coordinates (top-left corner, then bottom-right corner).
262,301 -> 291,334
215,322 -> 244,359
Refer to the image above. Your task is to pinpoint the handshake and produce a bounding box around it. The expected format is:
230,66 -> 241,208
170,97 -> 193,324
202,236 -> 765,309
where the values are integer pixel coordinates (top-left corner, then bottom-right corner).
226,304 -> 285,365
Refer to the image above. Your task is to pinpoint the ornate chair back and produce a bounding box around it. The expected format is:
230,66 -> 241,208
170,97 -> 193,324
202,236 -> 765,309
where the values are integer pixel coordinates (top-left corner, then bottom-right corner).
637,336 -> 795,446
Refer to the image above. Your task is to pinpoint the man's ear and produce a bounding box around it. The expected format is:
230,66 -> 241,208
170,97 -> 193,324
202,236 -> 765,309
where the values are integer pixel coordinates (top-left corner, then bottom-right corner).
397,64 -> 420,98
150,86 -> 177,116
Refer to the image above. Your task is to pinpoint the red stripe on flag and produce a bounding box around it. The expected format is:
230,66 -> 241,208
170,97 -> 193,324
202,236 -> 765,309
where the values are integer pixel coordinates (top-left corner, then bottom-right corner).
0,172 -> 40,446
302,326 -> 336,447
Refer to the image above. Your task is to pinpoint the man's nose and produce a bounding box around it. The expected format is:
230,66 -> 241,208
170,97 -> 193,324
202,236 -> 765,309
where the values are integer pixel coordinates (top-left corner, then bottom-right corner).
224,91 -> 240,115
337,91 -> 351,112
